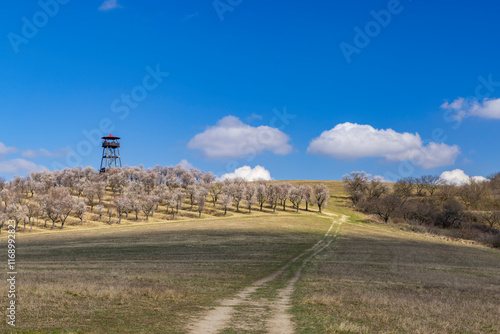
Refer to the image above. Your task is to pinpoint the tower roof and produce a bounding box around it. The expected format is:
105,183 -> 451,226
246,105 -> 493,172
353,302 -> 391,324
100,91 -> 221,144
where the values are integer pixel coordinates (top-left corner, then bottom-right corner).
102,133 -> 120,140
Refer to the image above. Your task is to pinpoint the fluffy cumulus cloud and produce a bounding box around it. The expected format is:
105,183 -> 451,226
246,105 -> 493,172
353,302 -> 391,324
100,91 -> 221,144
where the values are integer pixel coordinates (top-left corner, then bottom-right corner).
439,169 -> 488,186
441,97 -> 500,120
307,122 -> 460,169
220,165 -> 272,182
187,116 -> 293,159
98,0 -> 122,11
0,159 -> 47,174
177,159 -> 193,170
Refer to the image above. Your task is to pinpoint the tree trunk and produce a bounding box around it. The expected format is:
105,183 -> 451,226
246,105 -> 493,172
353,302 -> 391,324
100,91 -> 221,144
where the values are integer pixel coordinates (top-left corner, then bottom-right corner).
198,211 -> 201,218
318,205 -> 322,213
224,208 -> 227,215
118,216 -> 122,224
306,202 -> 309,211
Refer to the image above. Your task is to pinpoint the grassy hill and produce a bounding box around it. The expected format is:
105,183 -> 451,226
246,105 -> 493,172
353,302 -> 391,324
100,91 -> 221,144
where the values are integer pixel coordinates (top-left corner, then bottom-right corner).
1,180 -> 499,333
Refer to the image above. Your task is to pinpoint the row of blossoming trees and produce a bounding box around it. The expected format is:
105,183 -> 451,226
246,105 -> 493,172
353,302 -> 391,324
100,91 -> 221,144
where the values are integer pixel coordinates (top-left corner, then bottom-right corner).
0,166 -> 330,231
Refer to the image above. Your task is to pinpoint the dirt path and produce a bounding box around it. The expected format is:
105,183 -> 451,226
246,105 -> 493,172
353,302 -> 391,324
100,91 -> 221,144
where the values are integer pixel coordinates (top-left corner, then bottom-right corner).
187,213 -> 345,334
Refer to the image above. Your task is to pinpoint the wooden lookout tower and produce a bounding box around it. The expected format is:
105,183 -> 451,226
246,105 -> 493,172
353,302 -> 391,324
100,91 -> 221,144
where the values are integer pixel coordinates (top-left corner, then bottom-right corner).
100,134 -> 122,174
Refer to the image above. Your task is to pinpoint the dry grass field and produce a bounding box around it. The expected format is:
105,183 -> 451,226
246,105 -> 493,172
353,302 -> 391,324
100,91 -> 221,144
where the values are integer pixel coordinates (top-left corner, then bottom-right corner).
293,216 -> 500,333
1,180 -> 499,333
1,212 -> 332,333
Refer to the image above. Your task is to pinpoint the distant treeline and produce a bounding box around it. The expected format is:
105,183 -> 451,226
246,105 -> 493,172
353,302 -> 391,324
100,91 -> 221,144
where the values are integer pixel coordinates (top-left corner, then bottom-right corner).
343,172 -> 500,248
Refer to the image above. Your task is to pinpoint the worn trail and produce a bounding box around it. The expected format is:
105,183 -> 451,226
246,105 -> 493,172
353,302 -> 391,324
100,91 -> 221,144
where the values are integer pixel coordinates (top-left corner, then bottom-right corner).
187,213 -> 345,334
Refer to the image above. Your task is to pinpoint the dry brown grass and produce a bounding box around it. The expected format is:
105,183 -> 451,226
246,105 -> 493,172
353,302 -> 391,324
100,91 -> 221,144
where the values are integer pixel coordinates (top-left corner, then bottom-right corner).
2,180 -> 499,333
293,217 -> 500,333
0,213 -> 331,333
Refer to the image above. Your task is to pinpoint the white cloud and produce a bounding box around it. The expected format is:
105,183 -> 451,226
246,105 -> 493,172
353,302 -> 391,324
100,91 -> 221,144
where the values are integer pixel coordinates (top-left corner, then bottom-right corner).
177,159 -> 193,170
0,142 -> 18,155
441,97 -> 500,120
0,159 -> 47,175
307,122 -> 460,169
98,0 -> 122,11
439,169 -> 488,186
187,116 -> 293,159
220,165 -> 272,182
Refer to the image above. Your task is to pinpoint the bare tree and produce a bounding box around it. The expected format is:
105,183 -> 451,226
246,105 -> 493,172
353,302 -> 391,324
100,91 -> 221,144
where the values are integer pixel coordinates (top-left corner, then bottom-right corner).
437,184 -> 457,203
288,186 -> 302,212
209,182 -> 223,207
173,188 -> 185,213
420,175 -> 442,196
114,197 -> 130,224
300,185 -> 313,211
26,199 -> 41,232
255,183 -> 267,211
343,172 -> 369,206
243,185 -> 256,213
414,177 -> 426,196
140,193 -> 159,221
478,210 -> 500,229
166,194 -> 178,219
365,194 -> 402,223
195,188 -> 208,218
438,199 -> 464,228
312,184 -> 329,213
58,194 -> 75,229
96,205 -> 104,221
84,181 -> 99,212
458,178 -> 489,210
186,185 -> 197,209
278,183 -> 292,211
393,177 -> 414,200
6,203 -> 27,231
219,193 -> 233,215
39,187 -> 74,229
73,199 -> 87,225
366,178 -> 389,201
266,184 -> 280,213
227,180 -> 245,212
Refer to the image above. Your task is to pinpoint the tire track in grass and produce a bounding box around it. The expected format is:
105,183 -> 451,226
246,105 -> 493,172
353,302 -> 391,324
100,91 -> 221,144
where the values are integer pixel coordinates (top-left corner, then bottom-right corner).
187,213 -> 345,334
267,214 -> 344,334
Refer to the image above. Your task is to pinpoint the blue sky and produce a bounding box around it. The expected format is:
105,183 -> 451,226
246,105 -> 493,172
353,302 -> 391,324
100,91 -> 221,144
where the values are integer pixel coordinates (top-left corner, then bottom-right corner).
1,0 -> 500,181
